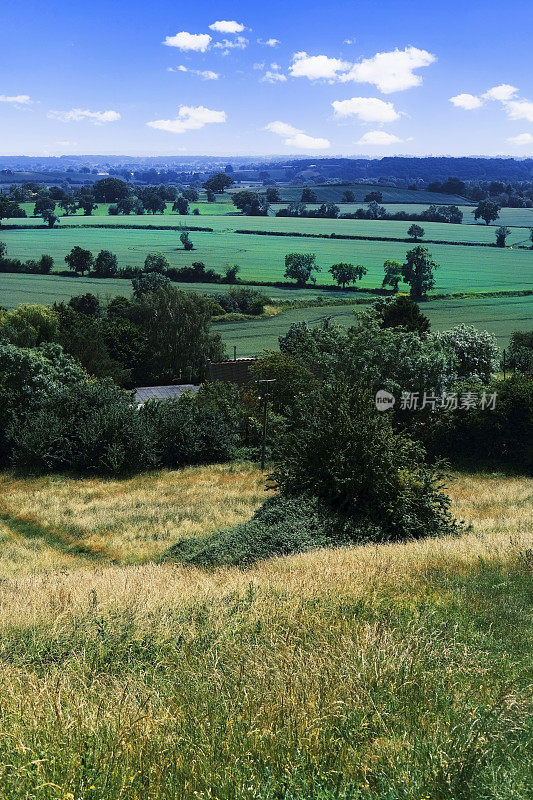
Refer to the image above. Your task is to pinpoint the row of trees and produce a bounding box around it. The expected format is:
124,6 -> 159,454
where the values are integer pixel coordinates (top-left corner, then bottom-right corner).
284,245 -> 438,298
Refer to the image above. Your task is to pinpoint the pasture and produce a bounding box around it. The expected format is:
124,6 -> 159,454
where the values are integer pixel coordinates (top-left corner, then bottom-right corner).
0,466 -> 530,799
2,225 -> 532,293
218,295 -> 533,355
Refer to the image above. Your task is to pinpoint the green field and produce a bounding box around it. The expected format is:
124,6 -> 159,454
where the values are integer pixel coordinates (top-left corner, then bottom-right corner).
235,183 -> 469,205
2,225 -> 532,293
218,295 -> 533,355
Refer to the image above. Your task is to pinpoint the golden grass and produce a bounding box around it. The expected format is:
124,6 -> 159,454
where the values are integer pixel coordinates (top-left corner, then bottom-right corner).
0,468 -> 530,798
0,463 -> 270,572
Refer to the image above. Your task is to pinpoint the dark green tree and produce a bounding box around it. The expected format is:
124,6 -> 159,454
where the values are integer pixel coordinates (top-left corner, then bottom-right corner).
402,246 -> 439,299
284,252 -> 320,287
202,173 -> 234,193
382,259 -> 403,292
94,250 -> 118,277
65,246 -> 93,275
474,199 -> 500,225
495,226 -> 510,247
329,262 -> 367,290
408,224 -> 425,241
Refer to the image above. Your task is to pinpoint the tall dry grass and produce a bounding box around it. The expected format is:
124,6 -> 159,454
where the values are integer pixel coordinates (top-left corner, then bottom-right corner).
0,467 -> 530,798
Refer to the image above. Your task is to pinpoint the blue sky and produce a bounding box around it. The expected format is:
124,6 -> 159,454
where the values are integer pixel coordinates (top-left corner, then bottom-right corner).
1,0 -> 532,157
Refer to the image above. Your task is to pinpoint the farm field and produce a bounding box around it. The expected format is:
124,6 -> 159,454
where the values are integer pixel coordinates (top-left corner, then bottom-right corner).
219,295 -> 533,355
0,466 -> 530,799
0,271 -> 371,309
2,225 -> 533,293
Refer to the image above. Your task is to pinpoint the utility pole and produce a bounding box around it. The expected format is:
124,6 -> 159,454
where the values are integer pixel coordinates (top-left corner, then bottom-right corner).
258,379 -> 275,471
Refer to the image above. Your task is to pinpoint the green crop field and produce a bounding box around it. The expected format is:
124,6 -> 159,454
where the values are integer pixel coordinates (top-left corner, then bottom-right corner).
232,183 -> 470,205
1,225 -> 532,293
0,271 -> 368,309
217,295 -> 533,356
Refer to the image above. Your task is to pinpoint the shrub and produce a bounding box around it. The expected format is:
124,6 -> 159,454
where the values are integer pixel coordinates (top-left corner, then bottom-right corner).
435,324 -> 499,382
507,330 -> 533,372
271,382 -> 458,542
140,394 -> 238,468
164,495 -> 342,567
217,287 -> 267,316
10,379 -> 152,474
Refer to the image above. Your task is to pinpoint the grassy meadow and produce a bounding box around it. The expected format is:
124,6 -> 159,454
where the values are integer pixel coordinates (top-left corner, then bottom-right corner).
0,466 -> 530,799
2,225 -> 533,293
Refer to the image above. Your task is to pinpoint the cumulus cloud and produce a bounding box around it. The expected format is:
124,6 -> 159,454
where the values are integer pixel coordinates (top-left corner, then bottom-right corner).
482,84 -> 518,102
507,132 -> 533,145
332,96 -> 400,122
289,46 -> 435,92
504,99 -> 533,122
0,94 -> 32,105
209,20 -> 245,34
213,36 -> 248,51
147,105 -> 226,133
450,93 -> 483,110
340,47 -> 436,92
357,130 -> 403,145
169,66 -> 219,79
163,32 -> 211,52
265,120 -> 330,149
450,83 -> 533,123
289,51 -> 351,81
48,108 -> 120,124
258,38 -> 280,47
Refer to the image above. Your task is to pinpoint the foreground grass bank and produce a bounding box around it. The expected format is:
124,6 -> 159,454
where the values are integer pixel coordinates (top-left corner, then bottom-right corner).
0,468 -> 530,798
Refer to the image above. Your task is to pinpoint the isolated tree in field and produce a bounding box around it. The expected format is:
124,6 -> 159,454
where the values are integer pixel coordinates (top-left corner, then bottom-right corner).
115,196 -> 136,215
0,195 -> 26,226
142,190 -> 166,214
36,254 -> 54,274
266,187 -> 281,203
93,177 -> 129,203
182,188 -> 200,202
408,224 -> 425,241
402,246 -> 439,300
329,262 -> 367,290
232,191 -> 258,211
366,201 -> 386,220
59,198 -> 78,216
495,226 -> 511,248
34,197 -> 56,217
144,252 -> 169,273
381,259 -> 403,292
173,196 -> 189,215
206,189 -> 216,202
301,187 -> 317,203
474,199 -> 500,225
65,246 -> 93,276
342,190 -> 355,202
77,193 -> 97,216
180,231 -> 194,250
93,250 -> 118,277
203,173 -> 234,193
284,252 -> 320,287
42,210 -> 59,228
364,190 -> 383,203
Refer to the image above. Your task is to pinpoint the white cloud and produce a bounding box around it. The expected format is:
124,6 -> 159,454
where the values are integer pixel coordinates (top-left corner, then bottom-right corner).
170,66 -> 219,79
340,47 -> 436,93
504,99 -> 533,122
332,96 -> 400,122
357,130 -> 402,145
262,70 -> 287,83
163,32 -> 211,52
507,132 -> 533,145
483,84 -> 518,102
289,46 -> 435,92
265,120 -> 330,149
290,52 -> 351,81
344,39 -> 356,45
450,93 -> 483,110
258,38 -> 280,47
0,94 -> 32,105
253,62 -> 265,70
147,105 -> 226,133
209,20 -> 245,34
213,36 -> 248,51
48,108 -> 120,124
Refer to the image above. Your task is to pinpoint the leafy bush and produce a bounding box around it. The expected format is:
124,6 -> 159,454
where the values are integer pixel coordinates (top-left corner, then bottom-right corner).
507,330 -> 533,372
435,324 -> 499,382
271,383 -> 458,542
10,379 -> 152,474
164,495 -> 343,567
216,287 -> 267,316
140,394 -> 238,468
